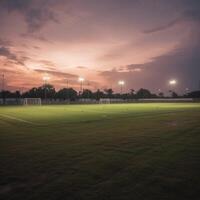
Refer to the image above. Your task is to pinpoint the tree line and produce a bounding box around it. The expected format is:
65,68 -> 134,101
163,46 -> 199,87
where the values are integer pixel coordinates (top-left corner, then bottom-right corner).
0,84 -> 200,100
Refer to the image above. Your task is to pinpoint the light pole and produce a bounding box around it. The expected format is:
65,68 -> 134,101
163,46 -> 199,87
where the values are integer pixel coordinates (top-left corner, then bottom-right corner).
78,77 -> 84,94
158,89 -> 163,97
169,79 -> 177,96
118,80 -> 125,94
66,79 -> 69,89
43,74 -> 50,100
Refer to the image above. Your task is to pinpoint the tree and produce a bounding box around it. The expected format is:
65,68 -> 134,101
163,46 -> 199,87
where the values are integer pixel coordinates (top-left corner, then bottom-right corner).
158,92 -> 164,98
129,89 -> 136,98
81,89 -> 93,98
93,89 -> 104,100
186,90 -> 200,98
169,90 -> 178,98
23,84 -> 56,99
56,88 -> 77,100
136,88 -> 152,98
104,88 -> 113,98
172,92 -> 178,98
23,87 -> 38,98
42,84 -> 56,99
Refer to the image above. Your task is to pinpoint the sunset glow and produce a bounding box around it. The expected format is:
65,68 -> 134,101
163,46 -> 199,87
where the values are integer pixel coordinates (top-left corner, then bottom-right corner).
0,0 -> 200,92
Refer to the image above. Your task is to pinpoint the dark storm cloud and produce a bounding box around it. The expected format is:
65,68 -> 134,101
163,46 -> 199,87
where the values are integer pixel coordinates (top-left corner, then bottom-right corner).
0,0 -> 59,32
144,9 -> 200,34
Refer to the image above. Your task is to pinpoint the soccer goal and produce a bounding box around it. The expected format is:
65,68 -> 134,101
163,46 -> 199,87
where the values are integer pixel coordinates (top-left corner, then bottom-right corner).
99,98 -> 111,104
23,98 -> 42,105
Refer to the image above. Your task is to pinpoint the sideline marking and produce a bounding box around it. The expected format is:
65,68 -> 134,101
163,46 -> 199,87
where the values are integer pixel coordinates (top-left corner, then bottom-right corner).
0,114 -> 37,125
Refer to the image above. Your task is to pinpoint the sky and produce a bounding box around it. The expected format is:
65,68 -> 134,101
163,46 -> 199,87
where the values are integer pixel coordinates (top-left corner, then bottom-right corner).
0,0 -> 200,94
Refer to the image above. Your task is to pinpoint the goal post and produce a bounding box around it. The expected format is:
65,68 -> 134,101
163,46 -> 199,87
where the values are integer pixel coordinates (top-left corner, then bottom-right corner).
23,98 -> 42,105
99,98 -> 111,104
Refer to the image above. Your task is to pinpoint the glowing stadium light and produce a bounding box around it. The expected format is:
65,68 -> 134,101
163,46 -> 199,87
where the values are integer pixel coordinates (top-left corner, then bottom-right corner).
118,80 -> 125,85
42,74 -> 50,100
78,77 -> 85,92
169,79 -> 177,85
118,80 -> 125,94
43,74 -> 50,82
78,77 -> 85,82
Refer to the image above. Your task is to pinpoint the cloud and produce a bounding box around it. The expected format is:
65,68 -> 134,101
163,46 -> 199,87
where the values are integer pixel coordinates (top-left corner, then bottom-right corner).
124,64 -> 143,72
0,0 -> 60,32
0,46 -> 20,63
34,69 -> 78,79
20,33 -> 50,42
143,19 -> 180,34
99,64 -> 142,79
0,38 -> 12,46
99,28 -> 200,92
38,60 -> 57,70
143,9 -> 200,34
76,66 -> 87,69
0,46 -> 29,66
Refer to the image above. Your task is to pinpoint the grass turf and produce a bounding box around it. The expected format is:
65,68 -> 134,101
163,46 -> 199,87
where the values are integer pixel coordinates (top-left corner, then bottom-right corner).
0,103 -> 200,200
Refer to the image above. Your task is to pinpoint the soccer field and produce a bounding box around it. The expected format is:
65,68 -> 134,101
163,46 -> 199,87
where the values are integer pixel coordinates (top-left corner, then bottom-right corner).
1,103 -> 200,200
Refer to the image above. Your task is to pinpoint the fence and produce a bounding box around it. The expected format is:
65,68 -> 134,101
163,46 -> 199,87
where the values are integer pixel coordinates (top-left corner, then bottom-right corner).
0,98 -> 199,105
0,98 -> 24,105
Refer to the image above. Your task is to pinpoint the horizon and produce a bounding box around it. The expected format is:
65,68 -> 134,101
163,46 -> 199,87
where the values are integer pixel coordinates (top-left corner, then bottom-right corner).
0,0 -> 200,93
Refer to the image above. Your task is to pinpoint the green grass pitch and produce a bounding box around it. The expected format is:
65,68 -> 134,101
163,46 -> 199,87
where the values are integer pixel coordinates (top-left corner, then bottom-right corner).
0,103 -> 200,200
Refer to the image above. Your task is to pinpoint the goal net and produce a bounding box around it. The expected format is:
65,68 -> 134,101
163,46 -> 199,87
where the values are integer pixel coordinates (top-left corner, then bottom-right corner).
99,98 -> 111,104
23,98 -> 42,105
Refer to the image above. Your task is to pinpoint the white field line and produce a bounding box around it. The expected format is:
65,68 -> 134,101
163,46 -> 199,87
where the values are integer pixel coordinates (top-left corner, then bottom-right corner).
0,114 -> 37,125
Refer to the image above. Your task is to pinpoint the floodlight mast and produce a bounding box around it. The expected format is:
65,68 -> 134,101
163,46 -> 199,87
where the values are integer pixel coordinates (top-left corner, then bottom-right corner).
78,77 -> 85,93
118,80 -> 125,94
43,74 -> 50,100
169,79 -> 177,96
66,79 -> 69,89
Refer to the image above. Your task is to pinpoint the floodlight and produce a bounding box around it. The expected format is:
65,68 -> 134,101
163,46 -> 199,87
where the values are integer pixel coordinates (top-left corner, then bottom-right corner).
118,80 -> 125,85
118,80 -> 125,94
78,77 -> 85,82
43,74 -> 50,100
43,74 -> 50,81
169,79 -> 177,85
78,77 -> 85,93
